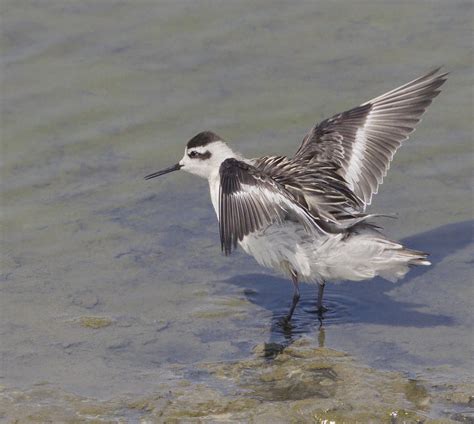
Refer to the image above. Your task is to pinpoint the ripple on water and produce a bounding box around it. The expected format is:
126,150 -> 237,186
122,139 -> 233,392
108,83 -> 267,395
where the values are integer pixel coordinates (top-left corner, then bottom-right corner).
302,292 -> 367,325
267,289 -> 370,344
277,289 -> 366,322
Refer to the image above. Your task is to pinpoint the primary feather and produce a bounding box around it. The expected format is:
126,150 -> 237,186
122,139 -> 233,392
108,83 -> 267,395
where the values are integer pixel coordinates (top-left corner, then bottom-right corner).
293,67 -> 448,208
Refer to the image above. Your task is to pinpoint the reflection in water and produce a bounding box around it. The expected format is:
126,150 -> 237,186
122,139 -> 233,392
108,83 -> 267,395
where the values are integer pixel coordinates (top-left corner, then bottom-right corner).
318,325 -> 326,348
272,309 -> 325,346
259,318 -> 325,358
1,0 -> 471,418
226,220 -> 472,350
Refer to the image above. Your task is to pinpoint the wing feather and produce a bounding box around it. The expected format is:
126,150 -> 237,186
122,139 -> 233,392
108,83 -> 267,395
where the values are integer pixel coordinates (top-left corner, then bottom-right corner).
219,158 -> 324,255
295,68 -> 448,208
252,155 -> 366,229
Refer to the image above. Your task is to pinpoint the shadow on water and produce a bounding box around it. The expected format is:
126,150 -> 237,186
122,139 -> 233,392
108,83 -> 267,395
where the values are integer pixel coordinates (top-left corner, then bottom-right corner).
225,220 -> 473,348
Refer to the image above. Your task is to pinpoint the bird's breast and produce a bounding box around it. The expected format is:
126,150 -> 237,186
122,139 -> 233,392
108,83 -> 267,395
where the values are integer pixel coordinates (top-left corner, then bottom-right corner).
208,172 -> 221,219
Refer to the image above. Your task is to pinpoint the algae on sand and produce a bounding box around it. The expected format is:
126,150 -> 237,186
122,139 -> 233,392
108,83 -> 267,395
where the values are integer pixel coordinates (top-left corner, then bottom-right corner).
78,316 -> 113,329
1,338 -> 471,423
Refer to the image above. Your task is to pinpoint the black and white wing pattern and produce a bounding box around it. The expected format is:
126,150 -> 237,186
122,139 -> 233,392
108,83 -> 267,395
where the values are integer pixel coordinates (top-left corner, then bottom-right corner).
295,68 -> 448,208
253,154 -> 364,226
219,158 -> 324,255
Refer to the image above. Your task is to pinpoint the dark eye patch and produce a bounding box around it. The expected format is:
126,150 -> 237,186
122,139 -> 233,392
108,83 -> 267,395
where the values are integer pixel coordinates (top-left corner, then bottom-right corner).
188,150 -> 212,160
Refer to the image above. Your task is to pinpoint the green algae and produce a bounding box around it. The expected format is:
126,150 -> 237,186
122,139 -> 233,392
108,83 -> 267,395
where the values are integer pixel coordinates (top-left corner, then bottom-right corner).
78,316 -> 113,329
404,379 -> 431,410
191,296 -> 251,319
191,309 -> 246,319
215,297 -> 251,307
442,383 -> 474,407
2,340 -> 469,422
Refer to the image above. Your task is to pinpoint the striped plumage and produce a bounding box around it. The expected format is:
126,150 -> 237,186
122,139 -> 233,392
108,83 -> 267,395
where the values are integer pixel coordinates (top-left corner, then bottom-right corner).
145,68 -> 447,320
219,158 -> 324,255
294,67 -> 448,208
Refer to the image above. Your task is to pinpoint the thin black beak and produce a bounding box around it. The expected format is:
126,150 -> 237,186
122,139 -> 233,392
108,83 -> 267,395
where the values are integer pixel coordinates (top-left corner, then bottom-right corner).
144,163 -> 182,180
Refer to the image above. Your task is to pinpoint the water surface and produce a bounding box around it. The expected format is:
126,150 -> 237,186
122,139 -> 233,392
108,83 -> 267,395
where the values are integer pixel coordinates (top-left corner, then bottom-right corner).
1,0 -> 473,421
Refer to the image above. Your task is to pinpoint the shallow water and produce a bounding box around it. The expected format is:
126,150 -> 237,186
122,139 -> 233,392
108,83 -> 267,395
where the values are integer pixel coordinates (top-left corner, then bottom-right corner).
1,0 -> 473,421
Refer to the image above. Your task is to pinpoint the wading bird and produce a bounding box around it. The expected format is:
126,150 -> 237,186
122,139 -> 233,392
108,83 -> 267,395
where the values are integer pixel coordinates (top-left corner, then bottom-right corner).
145,68 -> 447,321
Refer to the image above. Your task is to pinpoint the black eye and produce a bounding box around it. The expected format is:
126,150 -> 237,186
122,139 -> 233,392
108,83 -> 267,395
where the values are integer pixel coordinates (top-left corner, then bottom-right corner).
188,151 -> 198,158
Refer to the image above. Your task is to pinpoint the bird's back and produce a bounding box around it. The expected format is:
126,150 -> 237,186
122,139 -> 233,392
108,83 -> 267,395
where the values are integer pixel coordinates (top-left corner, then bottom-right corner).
251,155 -> 367,232
208,69 -> 445,282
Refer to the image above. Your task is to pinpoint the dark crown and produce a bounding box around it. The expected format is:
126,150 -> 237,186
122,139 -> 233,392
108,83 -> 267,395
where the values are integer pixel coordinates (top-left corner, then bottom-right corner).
186,131 -> 221,149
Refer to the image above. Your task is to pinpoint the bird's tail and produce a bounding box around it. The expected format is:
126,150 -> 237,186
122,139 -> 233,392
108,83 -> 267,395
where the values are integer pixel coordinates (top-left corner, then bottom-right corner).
373,241 -> 430,282
314,230 -> 431,283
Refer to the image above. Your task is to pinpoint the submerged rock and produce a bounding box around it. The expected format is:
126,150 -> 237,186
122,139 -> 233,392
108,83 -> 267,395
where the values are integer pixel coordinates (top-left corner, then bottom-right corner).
1,339 -> 471,422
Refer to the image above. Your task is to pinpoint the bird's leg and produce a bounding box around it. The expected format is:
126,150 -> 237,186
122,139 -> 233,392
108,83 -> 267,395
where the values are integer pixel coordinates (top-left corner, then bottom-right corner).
316,282 -> 328,314
285,271 -> 300,322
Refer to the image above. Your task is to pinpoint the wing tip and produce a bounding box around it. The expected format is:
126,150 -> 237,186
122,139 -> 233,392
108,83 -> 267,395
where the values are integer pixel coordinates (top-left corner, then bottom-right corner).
413,66 -> 449,83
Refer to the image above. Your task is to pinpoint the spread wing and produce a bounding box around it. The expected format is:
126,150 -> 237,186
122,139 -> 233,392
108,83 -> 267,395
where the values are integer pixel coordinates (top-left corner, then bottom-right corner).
295,68 -> 448,208
219,158 -> 324,255
253,154 -> 365,227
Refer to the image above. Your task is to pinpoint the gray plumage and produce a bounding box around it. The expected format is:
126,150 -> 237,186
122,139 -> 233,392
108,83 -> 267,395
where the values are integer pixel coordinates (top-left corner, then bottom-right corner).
216,68 -> 447,251
145,68 -> 448,320
294,67 -> 448,207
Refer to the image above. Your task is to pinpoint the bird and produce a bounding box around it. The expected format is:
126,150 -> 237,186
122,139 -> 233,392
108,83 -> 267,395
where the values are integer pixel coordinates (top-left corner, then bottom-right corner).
145,68 -> 447,322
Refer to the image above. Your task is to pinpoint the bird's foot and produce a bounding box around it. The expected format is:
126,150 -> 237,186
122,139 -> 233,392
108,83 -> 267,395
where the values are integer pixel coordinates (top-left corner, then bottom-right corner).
316,305 -> 328,314
276,315 -> 296,336
280,314 -> 294,327
316,305 -> 327,329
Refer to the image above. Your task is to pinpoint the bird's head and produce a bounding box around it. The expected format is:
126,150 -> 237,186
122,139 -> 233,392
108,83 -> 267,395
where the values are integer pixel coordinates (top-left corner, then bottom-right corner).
145,131 -> 236,181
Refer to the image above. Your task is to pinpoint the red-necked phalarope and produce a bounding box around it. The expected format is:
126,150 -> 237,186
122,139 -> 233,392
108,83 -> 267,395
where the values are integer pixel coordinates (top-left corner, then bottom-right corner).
145,68 -> 447,321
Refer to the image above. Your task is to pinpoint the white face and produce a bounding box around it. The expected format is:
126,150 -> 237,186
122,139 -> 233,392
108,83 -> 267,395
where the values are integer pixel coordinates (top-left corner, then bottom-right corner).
178,141 -> 236,179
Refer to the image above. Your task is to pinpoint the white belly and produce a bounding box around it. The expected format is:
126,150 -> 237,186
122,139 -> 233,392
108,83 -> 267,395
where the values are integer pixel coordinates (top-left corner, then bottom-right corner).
207,176 -> 420,284
239,224 -> 422,284
239,222 -> 319,281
